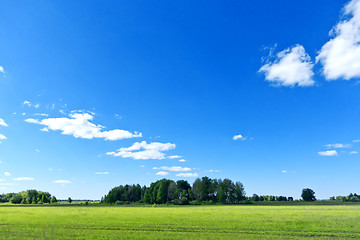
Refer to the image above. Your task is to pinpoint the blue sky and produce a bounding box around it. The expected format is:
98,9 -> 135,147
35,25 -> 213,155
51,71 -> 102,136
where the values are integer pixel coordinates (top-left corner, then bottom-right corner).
1,0 -> 360,200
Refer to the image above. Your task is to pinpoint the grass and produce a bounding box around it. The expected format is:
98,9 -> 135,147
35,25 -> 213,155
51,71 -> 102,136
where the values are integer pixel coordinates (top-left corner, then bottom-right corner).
0,204 -> 359,239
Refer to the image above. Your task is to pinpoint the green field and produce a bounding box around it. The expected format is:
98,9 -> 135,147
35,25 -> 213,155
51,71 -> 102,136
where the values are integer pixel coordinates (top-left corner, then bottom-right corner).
0,204 -> 359,239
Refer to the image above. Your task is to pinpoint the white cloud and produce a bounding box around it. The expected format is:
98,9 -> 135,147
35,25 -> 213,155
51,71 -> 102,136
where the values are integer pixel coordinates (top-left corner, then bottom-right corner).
179,159 -> 186,162
353,139 -> 360,142
176,172 -> 199,177
95,172 -> 109,175
233,134 -> 246,140
318,150 -> 338,156
282,170 -> 287,173
0,134 -> 6,140
13,177 -> 34,181
0,183 -> 16,186
153,166 -> 192,172
53,180 -> 72,184
0,66 -> 4,74
25,112 -> 142,141
107,141 -> 176,160
23,100 -> 31,107
206,170 -> 220,173
156,171 -> 169,176
35,149 -> 40,153
4,172 -> 11,176
168,155 -> 182,159
259,45 -> 315,87
317,0 -> 360,80
0,118 -> 8,127
350,151 -> 358,154
34,113 -> 49,117
139,165 -> 145,168
325,143 -> 351,148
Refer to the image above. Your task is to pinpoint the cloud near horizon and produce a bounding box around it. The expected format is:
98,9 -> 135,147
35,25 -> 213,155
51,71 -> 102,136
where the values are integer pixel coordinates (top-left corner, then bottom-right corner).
25,112 -> 142,141
153,166 -> 192,172
53,180 -> 72,184
176,172 -> 199,177
13,177 -> 34,181
107,141 -> 176,160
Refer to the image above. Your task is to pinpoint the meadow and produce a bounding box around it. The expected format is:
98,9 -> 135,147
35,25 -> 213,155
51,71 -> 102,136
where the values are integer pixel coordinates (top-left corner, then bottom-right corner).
0,204 -> 359,239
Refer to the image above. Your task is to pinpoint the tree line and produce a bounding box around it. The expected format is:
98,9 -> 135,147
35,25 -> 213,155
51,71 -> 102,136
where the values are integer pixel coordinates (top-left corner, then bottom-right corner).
0,190 -> 57,204
102,177 -> 246,205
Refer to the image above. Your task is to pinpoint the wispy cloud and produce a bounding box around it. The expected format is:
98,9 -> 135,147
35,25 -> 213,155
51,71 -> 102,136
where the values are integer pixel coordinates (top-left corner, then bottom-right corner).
325,143 -> 351,148
168,155 -> 182,159
350,151 -> 358,154
205,170 -> 220,173
259,45 -> 315,87
316,0 -> 360,80
26,111 -> 142,141
53,180 -> 72,184
4,172 -> 11,176
13,177 -> 34,181
176,172 -> 199,177
153,166 -> 192,172
156,171 -> 169,176
107,141 -> 176,160
179,159 -> 186,162
0,66 -> 4,74
95,172 -> 109,175
318,150 -> 338,156
0,118 -> 8,143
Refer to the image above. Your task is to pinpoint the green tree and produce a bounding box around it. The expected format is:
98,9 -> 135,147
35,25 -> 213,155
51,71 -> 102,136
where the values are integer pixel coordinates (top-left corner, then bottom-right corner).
301,188 -> 316,201
10,194 -> 23,204
50,196 -> 57,204
67,197 -> 72,204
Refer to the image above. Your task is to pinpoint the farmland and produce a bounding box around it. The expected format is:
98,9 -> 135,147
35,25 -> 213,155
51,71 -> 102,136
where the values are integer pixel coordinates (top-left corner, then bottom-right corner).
0,204 -> 359,239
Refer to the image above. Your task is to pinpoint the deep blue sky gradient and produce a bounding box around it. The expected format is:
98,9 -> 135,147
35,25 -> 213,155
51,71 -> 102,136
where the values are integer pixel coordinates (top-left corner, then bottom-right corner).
0,0 -> 358,199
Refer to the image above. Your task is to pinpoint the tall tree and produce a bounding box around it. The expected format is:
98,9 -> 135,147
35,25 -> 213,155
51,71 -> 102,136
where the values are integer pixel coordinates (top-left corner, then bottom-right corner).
301,188 -> 316,201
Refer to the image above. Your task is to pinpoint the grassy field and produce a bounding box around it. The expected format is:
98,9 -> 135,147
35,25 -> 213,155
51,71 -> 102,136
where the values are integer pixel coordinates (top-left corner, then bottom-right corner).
0,204 -> 359,239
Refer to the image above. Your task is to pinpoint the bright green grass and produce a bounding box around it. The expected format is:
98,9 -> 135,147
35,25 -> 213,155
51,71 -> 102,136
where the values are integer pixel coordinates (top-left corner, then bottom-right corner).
0,205 -> 359,239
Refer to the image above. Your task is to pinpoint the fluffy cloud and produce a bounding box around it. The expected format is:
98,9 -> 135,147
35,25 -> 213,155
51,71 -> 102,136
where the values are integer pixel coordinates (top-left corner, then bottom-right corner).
316,0 -> 360,80
176,173 -> 199,177
325,143 -> 351,148
95,172 -> 109,175
26,112 -> 142,141
318,150 -> 338,156
179,159 -> 186,162
107,141 -> 176,160
168,155 -> 182,159
53,180 -> 72,184
233,134 -> 245,140
153,166 -> 192,172
156,171 -> 169,176
0,66 -> 4,74
0,118 -> 8,127
4,172 -> 11,176
13,177 -> 34,181
0,118 -> 8,143
259,45 -> 315,87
